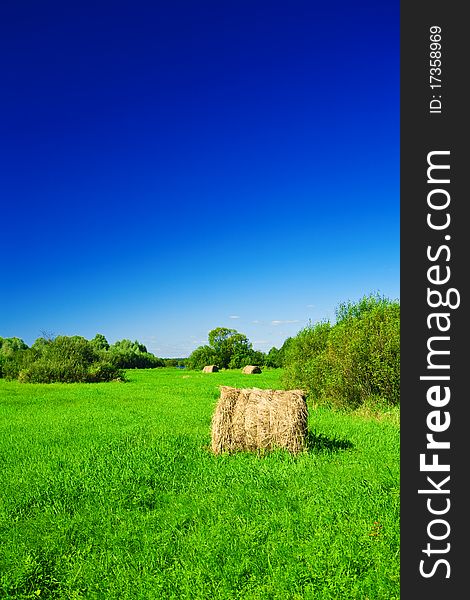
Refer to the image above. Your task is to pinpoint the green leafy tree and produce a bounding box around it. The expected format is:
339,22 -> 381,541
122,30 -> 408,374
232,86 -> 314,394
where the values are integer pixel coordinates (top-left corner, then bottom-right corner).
163,358 -> 187,367
186,345 -> 218,370
0,337 -> 28,354
31,337 -> 51,352
228,344 -> 254,369
265,337 -> 294,368
91,333 -> 110,351
207,328 -> 237,367
188,327 -> 265,370
108,338 -> 163,368
265,346 -> 281,368
0,337 -> 30,379
207,327 -> 252,368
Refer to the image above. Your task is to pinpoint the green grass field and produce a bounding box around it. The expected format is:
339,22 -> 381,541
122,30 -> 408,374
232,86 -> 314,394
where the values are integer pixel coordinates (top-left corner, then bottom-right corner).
0,368 -> 399,599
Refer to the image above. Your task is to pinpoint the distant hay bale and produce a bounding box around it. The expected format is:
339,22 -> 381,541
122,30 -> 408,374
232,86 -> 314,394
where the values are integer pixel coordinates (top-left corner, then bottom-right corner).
202,365 -> 219,373
242,365 -> 262,374
211,386 -> 308,455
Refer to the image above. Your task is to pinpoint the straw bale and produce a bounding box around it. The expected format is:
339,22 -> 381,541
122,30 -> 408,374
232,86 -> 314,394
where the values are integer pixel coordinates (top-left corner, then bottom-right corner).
211,386 -> 308,454
202,365 -> 219,373
242,365 -> 262,374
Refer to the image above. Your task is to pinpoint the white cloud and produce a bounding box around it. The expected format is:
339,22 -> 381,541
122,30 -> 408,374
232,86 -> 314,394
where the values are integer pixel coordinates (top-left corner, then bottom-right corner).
271,319 -> 301,326
229,315 -> 240,319
306,304 -> 315,308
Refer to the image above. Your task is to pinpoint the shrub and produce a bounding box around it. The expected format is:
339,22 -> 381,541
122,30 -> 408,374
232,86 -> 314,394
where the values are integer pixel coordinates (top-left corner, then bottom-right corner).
19,358 -> 88,383
283,294 -> 400,409
86,361 -> 125,383
15,336 -> 125,383
283,322 -> 331,399
0,334 -> 165,383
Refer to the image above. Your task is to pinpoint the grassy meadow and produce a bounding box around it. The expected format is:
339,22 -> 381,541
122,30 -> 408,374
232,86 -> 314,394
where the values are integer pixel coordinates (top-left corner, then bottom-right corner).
0,368 -> 399,599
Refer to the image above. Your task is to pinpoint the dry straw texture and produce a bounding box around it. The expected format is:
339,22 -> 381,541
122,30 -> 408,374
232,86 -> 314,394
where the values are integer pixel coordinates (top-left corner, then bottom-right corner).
211,386 -> 308,455
202,365 -> 219,373
242,365 -> 262,374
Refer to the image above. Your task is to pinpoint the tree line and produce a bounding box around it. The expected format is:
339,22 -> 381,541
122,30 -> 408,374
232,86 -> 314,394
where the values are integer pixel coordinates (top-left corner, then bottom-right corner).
185,327 -> 291,371
0,335 -> 168,383
187,293 -> 400,409
0,330 -> 291,384
1,293 -> 400,409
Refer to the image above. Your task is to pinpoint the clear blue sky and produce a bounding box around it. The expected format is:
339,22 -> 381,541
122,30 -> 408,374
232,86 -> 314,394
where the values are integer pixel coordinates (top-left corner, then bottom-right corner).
0,0 -> 399,357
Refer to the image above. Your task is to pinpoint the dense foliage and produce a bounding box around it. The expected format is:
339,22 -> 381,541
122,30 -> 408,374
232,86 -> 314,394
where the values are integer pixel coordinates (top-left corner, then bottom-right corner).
1,293 -> 400,395
283,294 -> 400,409
0,334 -> 165,383
106,339 -> 165,369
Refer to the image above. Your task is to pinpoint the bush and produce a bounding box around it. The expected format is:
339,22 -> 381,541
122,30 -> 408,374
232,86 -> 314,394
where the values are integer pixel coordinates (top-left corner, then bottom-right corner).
13,336 -> 125,383
283,294 -> 400,409
18,359 -> 125,383
282,322 -> 331,399
0,334 -> 165,383
86,361 -> 125,383
19,358 -> 88,383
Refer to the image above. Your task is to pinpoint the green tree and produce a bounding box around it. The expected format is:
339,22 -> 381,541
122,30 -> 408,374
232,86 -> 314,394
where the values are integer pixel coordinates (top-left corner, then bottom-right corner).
265,346 -> 281,368
207,327 -> 252,368
108,339 -> 163,369
187,327 -> 260,370
31,337 -> 51,352
228,344 -> 253,369
0,338 -> 27,378
186,345 -> 218,370
265,337 -> 294,368
91,333 -> 109,351
0,337 -> 28,354
207,327 -> 237,367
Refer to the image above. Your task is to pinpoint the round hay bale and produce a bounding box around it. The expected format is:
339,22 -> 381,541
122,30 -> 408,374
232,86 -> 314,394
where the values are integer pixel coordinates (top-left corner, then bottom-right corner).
242,365 -> 262,374
202,365 -> 219,373
211,386 -> 308,454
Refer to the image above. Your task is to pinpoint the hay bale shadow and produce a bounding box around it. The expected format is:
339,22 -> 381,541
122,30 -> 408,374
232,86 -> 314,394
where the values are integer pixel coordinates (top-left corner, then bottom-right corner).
306,430 -> 354,453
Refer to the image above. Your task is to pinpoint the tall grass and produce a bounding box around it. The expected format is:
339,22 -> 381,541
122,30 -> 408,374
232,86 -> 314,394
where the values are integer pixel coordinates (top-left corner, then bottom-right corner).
0,368 -> 399,599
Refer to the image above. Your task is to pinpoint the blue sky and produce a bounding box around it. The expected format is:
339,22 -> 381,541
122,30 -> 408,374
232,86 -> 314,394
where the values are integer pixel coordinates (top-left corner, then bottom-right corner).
0,1 -> 399,357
